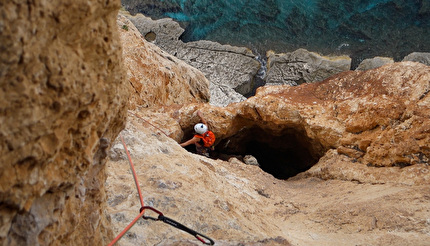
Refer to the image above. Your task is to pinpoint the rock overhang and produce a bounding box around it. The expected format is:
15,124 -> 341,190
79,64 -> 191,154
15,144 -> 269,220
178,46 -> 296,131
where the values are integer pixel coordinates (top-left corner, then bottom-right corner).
175,62 -> 430,180
177,99 -> 334,180
215,125 -> 325,179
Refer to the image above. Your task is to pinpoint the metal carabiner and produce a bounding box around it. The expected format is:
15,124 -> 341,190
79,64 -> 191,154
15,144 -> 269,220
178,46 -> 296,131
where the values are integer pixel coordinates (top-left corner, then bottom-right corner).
140,206 -> 163,221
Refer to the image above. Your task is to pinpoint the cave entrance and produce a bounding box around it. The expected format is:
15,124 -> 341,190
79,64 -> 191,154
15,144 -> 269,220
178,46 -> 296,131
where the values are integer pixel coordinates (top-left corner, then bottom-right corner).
214,126 -> 325,180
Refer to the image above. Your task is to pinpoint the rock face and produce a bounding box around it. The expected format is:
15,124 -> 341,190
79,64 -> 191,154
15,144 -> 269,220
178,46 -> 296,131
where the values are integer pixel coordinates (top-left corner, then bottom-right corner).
355,56 -> 394,71
0,1 -> 127,245
175,62 -> 430,183
265,49 -> 352,86
117,14 -> 210,109
402,52 -> 430,66
106,62 -> 430,245
124,13 -> 261,106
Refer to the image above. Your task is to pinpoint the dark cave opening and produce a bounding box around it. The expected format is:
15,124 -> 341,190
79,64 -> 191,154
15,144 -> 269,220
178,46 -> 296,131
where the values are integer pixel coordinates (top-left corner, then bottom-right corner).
213,126 -> 325,180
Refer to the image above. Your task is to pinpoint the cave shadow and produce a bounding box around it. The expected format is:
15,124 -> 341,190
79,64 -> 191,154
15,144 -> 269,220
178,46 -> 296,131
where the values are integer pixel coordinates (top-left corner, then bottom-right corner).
213,126 -> 325,180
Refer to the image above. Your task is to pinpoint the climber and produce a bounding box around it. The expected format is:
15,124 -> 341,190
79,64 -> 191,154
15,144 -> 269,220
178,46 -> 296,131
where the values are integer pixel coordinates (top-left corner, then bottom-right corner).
180,110 -> 216,157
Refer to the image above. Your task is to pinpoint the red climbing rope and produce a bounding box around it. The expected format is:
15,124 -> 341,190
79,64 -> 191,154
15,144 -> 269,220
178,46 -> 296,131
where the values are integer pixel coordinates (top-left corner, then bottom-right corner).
106,209 -> 146,246
120,134 -> 144,207
106,134 -> 146,246
107,134 -> 215,246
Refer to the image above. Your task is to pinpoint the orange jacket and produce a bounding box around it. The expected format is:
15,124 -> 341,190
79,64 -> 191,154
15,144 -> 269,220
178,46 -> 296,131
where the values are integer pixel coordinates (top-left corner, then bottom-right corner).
194,131 -> 216,147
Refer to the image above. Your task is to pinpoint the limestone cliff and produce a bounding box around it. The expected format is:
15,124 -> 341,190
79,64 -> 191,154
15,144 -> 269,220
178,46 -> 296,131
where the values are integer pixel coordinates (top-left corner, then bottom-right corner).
124,13 -> 261,106
2,1 -> 429,245
176,62 -> 430,184
0,1 -> 127,245
106,62 -> 429,245
117,14 -> 210,109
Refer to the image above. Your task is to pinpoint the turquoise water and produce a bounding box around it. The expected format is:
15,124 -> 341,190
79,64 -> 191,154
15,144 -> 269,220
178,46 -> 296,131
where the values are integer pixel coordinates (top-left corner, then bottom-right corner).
124,0 -> 430,67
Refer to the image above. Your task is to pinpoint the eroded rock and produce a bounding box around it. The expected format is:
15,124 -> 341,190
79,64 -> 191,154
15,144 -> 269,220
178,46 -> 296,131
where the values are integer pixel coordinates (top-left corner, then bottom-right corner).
124,13 -> 260,106
106,106 -> 430,245
355,56 -> 394,71
104,49 -> 429,245
402,52 -> 430,66
0,0 -> 127,245
175,62 -> 430,184
266,49 -> 351,86
118,14 -> 209,108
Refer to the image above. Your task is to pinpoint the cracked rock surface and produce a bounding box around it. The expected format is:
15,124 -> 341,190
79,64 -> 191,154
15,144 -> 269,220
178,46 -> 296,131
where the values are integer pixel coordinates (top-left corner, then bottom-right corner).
106,61 -> 429,245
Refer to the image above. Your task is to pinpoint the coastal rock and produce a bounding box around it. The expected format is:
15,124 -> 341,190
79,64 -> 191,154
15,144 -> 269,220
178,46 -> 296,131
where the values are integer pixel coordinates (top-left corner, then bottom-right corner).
120,0 -> 430,68
107,129 -> 430,245
265,49 -> 351,86
175,62 -> 429,183
125,13 -> 261,106
117,14 -> 209,108
0,0 -> 127,245
402,52 -> 430,66
106,60 -> 430,244
355,56 -> 394,71
123,13 -> 184,50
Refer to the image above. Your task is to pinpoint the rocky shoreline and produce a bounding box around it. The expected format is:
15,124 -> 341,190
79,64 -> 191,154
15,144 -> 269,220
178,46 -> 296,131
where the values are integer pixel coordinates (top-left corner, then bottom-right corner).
121,11 -> 430,107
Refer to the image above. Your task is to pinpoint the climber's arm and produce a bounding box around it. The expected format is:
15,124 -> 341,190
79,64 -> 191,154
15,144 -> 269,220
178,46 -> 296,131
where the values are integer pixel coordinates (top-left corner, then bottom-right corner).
180,137 -> 200,147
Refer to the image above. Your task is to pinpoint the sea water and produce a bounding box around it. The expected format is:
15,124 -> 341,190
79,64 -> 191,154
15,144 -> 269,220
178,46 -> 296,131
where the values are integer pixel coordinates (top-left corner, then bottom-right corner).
124,0 -> 430,68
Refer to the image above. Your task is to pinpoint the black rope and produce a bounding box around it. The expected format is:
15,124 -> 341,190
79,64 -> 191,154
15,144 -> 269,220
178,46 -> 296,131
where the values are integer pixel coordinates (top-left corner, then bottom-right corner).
140,206 -> 215,245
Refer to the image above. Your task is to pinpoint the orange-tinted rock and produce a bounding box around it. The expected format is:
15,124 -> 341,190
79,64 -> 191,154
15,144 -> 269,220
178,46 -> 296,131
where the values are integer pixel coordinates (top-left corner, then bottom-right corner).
104,55 -> 429,246
106,106 -> 430,245
174,62 -> 430,183
117,14 -> 210,109
0,1 -> 127,245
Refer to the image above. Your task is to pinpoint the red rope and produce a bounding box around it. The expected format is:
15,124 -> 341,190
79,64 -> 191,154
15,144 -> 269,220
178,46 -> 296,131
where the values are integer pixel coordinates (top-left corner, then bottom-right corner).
120,134 -> 144,208
107,135 -> 145,246
107,209 -> 146,246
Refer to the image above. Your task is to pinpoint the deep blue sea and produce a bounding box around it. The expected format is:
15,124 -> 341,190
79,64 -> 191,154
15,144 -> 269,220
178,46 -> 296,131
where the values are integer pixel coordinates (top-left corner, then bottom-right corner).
123,0 -> 430,68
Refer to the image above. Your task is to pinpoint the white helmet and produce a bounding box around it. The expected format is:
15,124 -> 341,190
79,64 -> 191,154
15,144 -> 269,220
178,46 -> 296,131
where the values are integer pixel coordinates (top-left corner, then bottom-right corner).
194,123 -> 208,134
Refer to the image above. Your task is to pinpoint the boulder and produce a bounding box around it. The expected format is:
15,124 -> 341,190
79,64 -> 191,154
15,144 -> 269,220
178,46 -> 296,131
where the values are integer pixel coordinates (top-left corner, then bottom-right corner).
265,49 -> 351,86
355,56 -> 394,71
122,13 -> 184,49
244,155 -> 260,166
402,52 -> 430,66
124,13 -> 261,106
117,14 -> 210,108
0,0 -> 127,245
